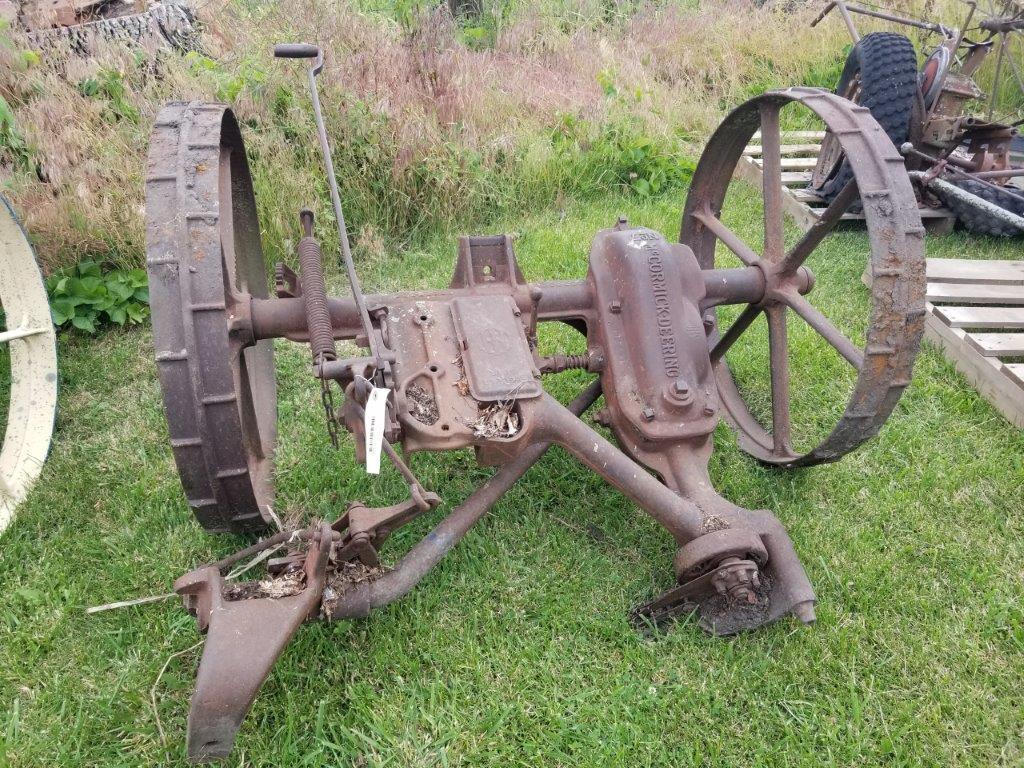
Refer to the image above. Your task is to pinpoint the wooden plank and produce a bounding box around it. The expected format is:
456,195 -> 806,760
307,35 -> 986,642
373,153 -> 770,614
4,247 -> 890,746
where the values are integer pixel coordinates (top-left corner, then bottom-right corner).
933,306 -> 1024,329
927,282 -> 1024,305
924,314 -> 1024,428
752,157 -> 818,170
744,144 -> 823,157
965,332 -> 1024,357
753,130 -> 826,140
780,186 -> 820,231
782,171 -> 812,186
926,258 -> 1024,285
1004,364 -> 1024,389
791,188 -> 824,203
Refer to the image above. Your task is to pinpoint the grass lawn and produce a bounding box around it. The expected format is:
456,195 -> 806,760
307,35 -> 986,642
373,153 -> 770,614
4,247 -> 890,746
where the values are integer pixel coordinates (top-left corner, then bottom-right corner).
2,185 -> 1023,767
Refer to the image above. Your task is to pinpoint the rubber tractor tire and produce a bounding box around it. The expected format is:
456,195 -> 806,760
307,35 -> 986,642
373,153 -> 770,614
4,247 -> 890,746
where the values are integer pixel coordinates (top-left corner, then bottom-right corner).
934,179 -> 1024,237
815,32 -> 919,203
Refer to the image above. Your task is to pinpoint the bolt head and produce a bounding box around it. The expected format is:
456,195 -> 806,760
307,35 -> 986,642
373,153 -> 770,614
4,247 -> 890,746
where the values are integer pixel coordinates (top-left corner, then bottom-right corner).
609,300 -> 622,314
703,404 -> 716,417
641,406 -> 656,422
673,378 -> 690,395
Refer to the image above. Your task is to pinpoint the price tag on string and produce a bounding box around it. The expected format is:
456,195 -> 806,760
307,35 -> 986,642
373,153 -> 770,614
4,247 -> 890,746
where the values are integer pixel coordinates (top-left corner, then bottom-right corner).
363,387 -> 389,475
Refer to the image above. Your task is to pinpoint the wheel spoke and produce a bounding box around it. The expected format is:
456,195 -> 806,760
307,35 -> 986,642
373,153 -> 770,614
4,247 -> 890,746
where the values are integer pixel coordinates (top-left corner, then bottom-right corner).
0,326 -> 48,345
779,178 -> 859,275
784,292 -> 864,370
759,103 -> 785,263
710,304 -> 761,363
692,206 -> 761,266
766,305 -> 792,456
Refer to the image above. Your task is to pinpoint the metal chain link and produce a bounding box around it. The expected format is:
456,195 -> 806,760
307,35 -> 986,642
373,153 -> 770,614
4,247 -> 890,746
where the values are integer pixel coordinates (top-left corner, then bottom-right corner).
319,369 -> 341,448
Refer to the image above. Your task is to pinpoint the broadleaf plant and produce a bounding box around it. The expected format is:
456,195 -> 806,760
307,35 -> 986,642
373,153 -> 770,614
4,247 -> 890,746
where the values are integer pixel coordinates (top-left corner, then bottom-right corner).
46,261 -> 150,333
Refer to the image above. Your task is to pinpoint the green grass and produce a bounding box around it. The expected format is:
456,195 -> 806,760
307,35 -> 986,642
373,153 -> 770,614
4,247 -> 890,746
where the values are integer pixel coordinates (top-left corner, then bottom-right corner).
2,186 -> 1024,767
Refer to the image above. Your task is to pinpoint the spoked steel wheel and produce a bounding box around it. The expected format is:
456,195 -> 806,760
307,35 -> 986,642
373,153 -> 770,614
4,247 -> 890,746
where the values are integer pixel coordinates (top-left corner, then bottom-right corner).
682,88 -> 926,467
146,103 -> 277,534
0,197 -> 58,532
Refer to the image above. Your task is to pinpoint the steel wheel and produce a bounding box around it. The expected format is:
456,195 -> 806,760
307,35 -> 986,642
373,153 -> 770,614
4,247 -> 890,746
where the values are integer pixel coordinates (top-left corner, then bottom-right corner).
0,197 -> 58,532
681,88 -> 926,467
146,103 -> 277,533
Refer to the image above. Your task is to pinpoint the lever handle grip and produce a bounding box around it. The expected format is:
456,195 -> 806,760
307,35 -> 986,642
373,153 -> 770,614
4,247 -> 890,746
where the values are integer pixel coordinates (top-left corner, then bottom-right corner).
274,43 -> 320,59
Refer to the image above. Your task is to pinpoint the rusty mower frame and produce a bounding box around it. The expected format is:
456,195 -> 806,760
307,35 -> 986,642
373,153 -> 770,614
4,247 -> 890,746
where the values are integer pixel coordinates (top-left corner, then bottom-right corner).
145,45 -> 926,761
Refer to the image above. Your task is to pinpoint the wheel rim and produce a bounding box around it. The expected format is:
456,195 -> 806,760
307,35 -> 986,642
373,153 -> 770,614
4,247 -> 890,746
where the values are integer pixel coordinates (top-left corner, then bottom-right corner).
811,74 -> 862,190
0,197 -> 58,532
146,103 -> 277,533
681,88 -> 926,467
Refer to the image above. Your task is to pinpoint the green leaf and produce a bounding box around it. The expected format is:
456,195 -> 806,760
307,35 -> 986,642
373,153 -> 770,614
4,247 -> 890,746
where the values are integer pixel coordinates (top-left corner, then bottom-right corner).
71,314 -> 97,333
76,261 -> 102,278
50,297 -> 79,323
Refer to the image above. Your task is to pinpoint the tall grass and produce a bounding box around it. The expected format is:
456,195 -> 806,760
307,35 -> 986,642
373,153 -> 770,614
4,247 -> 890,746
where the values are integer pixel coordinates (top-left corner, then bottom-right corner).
0,0 -> 1015,272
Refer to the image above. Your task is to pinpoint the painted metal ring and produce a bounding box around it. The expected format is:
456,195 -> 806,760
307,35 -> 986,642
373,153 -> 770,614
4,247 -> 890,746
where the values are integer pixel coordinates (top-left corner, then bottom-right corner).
681,88 -> 926,468
146,102 -> 277,534
0,197 -> 58,533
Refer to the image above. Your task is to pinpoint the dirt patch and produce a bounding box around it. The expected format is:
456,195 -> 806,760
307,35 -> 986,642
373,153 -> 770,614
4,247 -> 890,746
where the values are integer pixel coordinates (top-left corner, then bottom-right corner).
320,561 -> 387,620
223,570 -> 306,601
406,383 -> 440,425
701,514 -> 730,534
697,574 -> 771,635
471,401 -> 520,439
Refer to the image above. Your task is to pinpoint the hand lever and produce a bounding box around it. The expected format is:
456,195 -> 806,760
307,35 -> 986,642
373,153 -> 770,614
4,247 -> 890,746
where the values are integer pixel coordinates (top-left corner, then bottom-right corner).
274,42 -> 381,369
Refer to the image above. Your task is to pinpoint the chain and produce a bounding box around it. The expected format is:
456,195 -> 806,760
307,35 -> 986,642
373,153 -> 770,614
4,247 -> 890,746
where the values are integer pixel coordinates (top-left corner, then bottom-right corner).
319,361 -> 341,448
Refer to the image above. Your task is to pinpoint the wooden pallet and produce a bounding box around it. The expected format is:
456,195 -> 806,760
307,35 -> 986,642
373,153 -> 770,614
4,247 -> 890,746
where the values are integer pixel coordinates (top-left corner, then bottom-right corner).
865,258 -> 1024,428
735,130 -> 957,234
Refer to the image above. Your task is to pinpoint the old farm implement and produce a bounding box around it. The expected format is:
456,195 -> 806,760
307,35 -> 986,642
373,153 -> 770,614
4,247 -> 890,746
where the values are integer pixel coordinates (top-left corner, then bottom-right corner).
146,45 -> 926,760
811,0 -> 1024,235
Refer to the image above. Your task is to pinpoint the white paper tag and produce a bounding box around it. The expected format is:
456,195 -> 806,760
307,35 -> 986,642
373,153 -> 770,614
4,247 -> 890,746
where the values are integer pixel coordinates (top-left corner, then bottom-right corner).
364,387 -> 389,475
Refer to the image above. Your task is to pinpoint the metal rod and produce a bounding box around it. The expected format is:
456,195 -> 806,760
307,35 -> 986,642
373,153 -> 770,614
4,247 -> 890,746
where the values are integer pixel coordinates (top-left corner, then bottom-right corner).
692,206 -> 761,266
535,393 -> 705,544
0,326 -> 46,344
326,379 -> 604,619
988,32 -> 1007,121
843,1 -> 948,35
783,292 -> 865,370
780,178 -> 859,275
710,304 -> 761,363
760,103 -> 785,264
925,3 -> 976,124
911,170 -> 1024,230
766,305 -> 793,457
304,62 -> 381,364
900,143 -> 1024,206
836,1 -> 862,42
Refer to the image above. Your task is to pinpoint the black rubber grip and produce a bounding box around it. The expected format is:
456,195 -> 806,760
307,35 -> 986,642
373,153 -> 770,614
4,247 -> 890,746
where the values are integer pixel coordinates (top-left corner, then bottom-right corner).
298,236 -> 337,362
274,43 -> 320,59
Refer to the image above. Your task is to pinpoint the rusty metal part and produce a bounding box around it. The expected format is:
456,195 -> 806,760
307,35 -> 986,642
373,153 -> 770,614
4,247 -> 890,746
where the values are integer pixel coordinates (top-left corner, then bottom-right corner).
912,170 -> 1024,232
145,103 -> 277,533
681,88 -> 926,467
673,527 -> 768,581
277,44 -> 382,371
149,82 -> 927,760
296,210 -> 337,364
175,521 -> 333,761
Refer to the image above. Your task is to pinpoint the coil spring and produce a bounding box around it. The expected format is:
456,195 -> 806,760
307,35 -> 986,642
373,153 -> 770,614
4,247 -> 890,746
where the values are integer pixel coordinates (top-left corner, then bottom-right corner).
298,235 -> 337,362
543,354 -> 589,373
